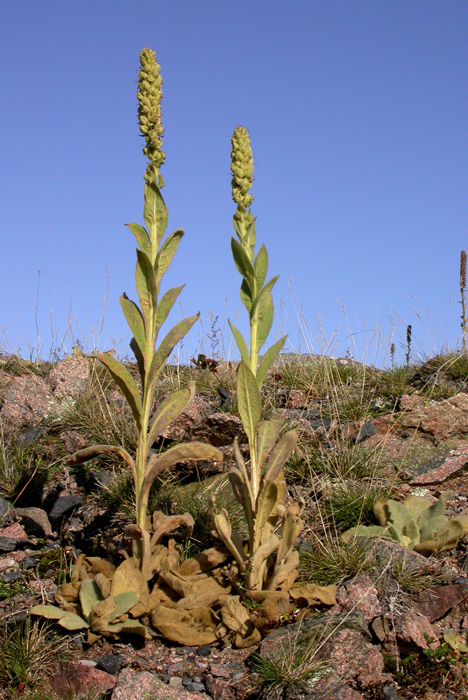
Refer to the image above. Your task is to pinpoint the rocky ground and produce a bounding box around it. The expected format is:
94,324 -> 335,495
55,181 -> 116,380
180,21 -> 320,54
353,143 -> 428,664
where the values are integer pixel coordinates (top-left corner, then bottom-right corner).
2,351 -> 468,699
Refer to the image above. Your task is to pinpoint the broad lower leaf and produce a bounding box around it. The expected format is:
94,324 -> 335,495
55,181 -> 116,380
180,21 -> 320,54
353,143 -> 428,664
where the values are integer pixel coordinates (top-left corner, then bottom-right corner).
256,420 -> 282,470
96,354 -> 142,428
80,579 -> 104,620
254,244 -> 268,289
143,182 -> 168,249
237,361 -> 262,445
257,336 -> 287,388
146,314 -> 199,393
120,293 -> 146,356
155,284 -> 185,330
30,605 -> 67,620
263,430 -> 298,483
156,229 -> 184,283
58,612 -> 89,630
126,222 -> 151,255
135,249 -> 157,318
228,321 -> 249,364
255,480 -> 279,535
142,442 -> 223,501
147,383 -> 195,447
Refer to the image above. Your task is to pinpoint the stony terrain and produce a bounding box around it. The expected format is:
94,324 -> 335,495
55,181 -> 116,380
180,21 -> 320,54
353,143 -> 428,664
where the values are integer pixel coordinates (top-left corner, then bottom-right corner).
2,350 -> 468,699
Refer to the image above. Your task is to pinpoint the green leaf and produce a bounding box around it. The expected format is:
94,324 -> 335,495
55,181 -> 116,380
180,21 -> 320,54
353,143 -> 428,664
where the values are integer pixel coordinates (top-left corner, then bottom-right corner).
237,361 -> 262,445
231,237 -> 255,283
126,222 -> 151,255
156,229 -> 184,282
146,314 -> 199,393
120,294 -> 146,356
130,337 -> 145,379
227,320 -> 249,364
263,430 -> 298,483
255,480 -> 279,534
58,612 -> 89,630
256,419 -> 282,470
80,579 -> 103,620
257,336 -> 287,388
239,278 -> 252,312
142,442 -> 223,502
143,182 -> 168,249
109,592 -> 140,621
254,244 -> 268,289
155,284 -> 185,330
147,383 -> 195,447
96,354 -> 142,428
30,605 -> 67,620
135,249 -> 157,318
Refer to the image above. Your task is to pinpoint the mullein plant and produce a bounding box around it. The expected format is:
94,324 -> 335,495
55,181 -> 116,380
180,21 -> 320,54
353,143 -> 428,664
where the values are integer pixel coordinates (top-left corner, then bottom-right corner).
31,48 -> 223,642
211,127 -> 336,604
32,53 -> 335,649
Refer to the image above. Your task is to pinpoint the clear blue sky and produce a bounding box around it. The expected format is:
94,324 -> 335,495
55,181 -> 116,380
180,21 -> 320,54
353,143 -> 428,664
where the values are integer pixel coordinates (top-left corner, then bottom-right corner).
1,1 -> 467,366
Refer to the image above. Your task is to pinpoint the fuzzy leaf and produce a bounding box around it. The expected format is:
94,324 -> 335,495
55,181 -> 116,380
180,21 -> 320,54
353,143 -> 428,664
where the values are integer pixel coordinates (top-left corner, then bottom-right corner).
237,361 -> 261,445
255,480 -> 279,535
147,314 -> 200,393
58,612 -> 89,630
262,430 -> 298,483
419,516 -> 448,543
239,278 -> 252,312
373,497 -> 390,526
147,383 -> 195,447
213,508 -> 246,571
341,525 -> 388,543
142,442 -> 223,501
30,605 -> 67,620
231,237 -> 255,284
120,294 -> 146,356
143,182 -> 168,248
257,336 -> 287,388
386,500 -> 419,542
256,420 -> 282,470
109,592 -> 140,621
126,222 -> 151,254
150,605 -> 218,646
254,244 -> 268,289
80,579 -> 104,620
415,494 -> 448,529
96,354 -> 142,428
249,534 -> 280,590
253,288 -> 274,353
135,249 -> 157,318
228,320 -> 249,364
154,284 -> 185,330
130,338 -> 145,379
111,558 -> 142,597
64,445 -> 136,477
156,230 -> 184,282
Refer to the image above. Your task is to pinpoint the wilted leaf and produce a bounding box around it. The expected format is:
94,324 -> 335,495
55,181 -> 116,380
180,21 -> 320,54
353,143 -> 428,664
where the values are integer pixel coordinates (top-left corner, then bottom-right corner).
290,582 -> 337,607
142,442 -> 223,502
150,605 -> 218,645
176,546 -> 230,577
107,619 -> 150,638
263,430 -> 298,483
256,420 -> 282,470
111,558 -> 142,597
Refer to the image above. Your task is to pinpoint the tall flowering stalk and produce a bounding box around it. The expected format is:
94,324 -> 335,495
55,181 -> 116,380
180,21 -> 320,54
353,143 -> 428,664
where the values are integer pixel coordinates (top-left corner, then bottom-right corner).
65,49 -> 222,585
211,127 -> 302,593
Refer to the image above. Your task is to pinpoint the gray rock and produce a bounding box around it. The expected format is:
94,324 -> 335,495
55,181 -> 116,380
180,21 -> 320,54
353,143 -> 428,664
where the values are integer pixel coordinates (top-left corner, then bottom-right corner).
48,495 -> 84,522
1,570 -> 23,583
0,497 -> 13,521
97,654 -> 126,675
0,536 -> 19,552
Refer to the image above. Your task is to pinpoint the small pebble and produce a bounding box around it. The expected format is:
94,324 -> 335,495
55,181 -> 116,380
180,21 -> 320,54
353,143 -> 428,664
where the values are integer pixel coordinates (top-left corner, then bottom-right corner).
196,644 -> 211,657
21,556 -> 39,570
96,654 -> 125,675
168,676 -> 183,689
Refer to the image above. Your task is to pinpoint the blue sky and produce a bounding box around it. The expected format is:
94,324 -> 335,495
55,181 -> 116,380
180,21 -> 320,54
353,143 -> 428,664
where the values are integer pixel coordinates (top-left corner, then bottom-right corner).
1,1 -> 467,366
